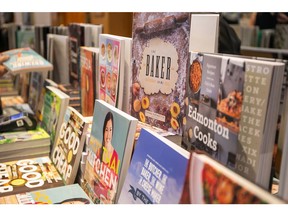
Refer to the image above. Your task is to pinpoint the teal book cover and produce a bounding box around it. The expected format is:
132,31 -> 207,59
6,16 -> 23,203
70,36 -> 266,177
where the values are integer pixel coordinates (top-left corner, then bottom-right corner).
83,99 -> 137,204
1,47 -> 53,74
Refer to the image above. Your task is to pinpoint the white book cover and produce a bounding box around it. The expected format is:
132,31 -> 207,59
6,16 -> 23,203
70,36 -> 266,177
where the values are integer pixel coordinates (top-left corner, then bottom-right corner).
189,13 -> 219,53
47,33 -> 70,84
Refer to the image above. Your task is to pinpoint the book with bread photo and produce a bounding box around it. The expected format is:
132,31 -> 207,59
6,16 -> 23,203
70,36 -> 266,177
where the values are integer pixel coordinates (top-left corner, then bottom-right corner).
82,99 -> 138,204
182,51 -> 285,190
130,13 -> 191,135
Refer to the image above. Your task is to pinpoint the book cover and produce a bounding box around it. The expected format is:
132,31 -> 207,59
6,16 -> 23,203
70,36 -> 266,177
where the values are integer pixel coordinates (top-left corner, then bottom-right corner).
34,26 -> 51,59
16,28 -> 35,49
1,47 -> 53,74
41,86 -> 70,149
182,51 -> 285,189
0,183 -> 93,204
68,23 -> 85,89
58,83 -> 81,112
118,128 -> 190,204
0,26 -> 10,52
179,151 -> 285,204
98,34 -> 123,108
1,95 -> 24,107
2,23 -> 18,50
35,78 -> 59,122
79,46 -> 99,117
68,23 -> 97,89
82,99 -> 138,204
28,72 -> 48,114
47,33 -> 70,84
189,13 -> 219,53
130,13 -> 191,135
0,156 -> 64,197
51,106 -> 91,185
0,127 -> 50,153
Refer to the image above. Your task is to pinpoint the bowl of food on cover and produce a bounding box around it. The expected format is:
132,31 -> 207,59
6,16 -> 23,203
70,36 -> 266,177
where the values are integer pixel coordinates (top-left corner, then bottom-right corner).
101,43 -> 106,59
107,43 -> 112,62
113,45 -> 119,64
111,72 -> 117,98
100,69 -> 106,88
189,59 -> 202,94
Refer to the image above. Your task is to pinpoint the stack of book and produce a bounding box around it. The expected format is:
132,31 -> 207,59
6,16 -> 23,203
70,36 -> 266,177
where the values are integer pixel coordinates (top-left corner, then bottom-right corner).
0,127 -> 51,163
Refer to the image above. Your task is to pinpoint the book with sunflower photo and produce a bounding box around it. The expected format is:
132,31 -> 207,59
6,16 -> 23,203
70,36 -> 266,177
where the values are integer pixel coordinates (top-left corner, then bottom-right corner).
130,12 -> 191,135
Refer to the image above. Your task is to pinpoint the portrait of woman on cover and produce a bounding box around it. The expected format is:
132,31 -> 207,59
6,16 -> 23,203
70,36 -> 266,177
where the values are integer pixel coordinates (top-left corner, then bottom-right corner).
94,111 -> 119,204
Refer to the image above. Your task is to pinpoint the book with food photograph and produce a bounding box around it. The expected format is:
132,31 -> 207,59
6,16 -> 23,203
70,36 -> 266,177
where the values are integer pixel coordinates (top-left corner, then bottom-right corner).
130,13 -> 191,135
179,151 -> 285,204
181,51 -> 285,190
98,34 -> 130,110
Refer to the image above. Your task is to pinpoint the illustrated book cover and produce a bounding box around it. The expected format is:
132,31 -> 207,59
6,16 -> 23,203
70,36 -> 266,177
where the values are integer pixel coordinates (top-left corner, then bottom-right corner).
118,128 -> 190,204
79,46 -> 99,117
0,156 -> 64,197
181,51 -> 285,189
40,85 -> 70,149
130,12 -> 191,135
179,151 -> 285,204
35,78 -> 58,122
82,99 -> 138,204
51,106 -> 92,185
0,183 -> 93,204
1,47 -> 53,75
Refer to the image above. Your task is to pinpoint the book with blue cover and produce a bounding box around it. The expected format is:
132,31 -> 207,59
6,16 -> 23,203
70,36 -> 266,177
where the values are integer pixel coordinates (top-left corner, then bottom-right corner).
1,47 -> 53,75
117,128 -> 190,204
